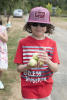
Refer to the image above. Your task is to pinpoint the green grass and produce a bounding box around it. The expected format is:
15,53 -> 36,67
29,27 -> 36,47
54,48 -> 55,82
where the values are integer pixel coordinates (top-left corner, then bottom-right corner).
51,16 -> 67,22
62,17 -> 67,21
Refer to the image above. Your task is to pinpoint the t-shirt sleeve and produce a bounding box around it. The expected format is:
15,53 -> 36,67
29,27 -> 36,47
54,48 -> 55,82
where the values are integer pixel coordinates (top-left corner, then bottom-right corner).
14,40 -> 23,64
52,41 -> 60,64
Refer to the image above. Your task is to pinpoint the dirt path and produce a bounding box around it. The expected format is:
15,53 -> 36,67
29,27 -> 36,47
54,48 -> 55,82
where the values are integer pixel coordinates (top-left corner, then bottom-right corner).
9,79 -> 22,100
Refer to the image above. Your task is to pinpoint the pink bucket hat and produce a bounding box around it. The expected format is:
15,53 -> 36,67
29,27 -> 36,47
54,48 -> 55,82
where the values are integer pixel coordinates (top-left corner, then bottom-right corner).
28,7 -> 50,24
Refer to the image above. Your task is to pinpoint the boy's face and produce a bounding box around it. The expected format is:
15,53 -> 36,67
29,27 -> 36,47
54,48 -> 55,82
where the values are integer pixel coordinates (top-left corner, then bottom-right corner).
31,24 -> 47,38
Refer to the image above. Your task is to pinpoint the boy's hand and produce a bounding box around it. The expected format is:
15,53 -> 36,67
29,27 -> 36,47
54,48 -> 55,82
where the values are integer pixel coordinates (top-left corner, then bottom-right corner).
27,62 -> 37,68
37,52 -> 50,67
27,51 -> 50,68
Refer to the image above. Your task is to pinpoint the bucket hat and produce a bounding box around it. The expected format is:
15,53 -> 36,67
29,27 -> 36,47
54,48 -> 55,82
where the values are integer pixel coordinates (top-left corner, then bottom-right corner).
28,7 -> 50,24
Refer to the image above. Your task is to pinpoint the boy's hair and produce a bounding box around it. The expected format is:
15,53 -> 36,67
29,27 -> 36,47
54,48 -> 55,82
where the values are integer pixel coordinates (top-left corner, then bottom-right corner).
23,22 -> 55,35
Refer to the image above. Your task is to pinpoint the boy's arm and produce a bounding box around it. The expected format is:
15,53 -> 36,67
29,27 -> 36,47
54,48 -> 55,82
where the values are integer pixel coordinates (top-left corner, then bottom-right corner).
38,52 -> 59,72
47,60 -> 59,72
17,64 -> 31,72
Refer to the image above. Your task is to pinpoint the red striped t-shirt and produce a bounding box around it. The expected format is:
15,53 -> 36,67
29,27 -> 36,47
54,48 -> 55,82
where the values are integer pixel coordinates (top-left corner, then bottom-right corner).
14,36 -> 60,99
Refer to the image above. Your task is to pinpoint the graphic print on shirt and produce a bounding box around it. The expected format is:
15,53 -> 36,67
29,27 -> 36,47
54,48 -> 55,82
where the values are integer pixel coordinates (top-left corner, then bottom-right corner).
21,46 -> 53,83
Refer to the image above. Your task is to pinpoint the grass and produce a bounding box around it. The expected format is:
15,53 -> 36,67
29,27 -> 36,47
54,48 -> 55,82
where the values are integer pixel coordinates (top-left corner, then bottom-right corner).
51,16 -> 67,21
51,16 -> 67,30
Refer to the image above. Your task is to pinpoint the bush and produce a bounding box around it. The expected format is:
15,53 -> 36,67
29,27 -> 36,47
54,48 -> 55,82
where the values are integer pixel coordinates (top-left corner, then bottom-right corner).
46,3 -> 52,14
56,7 -> 62,16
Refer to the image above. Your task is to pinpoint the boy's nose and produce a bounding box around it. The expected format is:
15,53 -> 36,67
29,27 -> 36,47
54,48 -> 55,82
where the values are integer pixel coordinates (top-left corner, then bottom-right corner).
37,25 -> 41,28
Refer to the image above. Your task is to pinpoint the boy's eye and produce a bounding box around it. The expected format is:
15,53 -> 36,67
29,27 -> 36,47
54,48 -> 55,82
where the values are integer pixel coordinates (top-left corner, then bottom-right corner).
31,23 -> 46,27
32,23 -> 38,26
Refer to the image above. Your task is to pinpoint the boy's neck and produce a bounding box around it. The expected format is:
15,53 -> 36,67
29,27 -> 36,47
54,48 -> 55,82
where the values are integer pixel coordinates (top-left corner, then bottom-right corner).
31,35 -> 46,40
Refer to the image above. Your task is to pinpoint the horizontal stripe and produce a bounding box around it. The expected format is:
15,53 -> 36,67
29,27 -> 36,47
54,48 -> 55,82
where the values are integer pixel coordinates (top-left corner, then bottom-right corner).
23,57 -> 32,59
30,67 -> 48,70
22,46 -> 53,49
23,51 -> 53,56
23,49 -> 42,52
23,56 -> 52,60
23,53 -> 34,56
23,63 -> 48,67
23,49 -> 53,52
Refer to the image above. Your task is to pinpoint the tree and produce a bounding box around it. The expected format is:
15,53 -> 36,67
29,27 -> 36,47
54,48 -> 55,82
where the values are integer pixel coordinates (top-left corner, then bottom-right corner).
0,0 -> 19,15
0,0 -> 67,15
46,3 -> 52,14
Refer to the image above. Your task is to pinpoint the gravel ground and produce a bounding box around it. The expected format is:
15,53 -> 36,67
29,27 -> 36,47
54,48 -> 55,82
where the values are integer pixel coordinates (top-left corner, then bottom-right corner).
51,27 -> 67,100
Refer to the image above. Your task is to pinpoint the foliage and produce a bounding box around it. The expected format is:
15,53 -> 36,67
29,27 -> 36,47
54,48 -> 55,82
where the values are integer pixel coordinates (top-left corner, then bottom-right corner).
0,0 -> 67,15
56,7 -> 62,16
46,3 -> 52,14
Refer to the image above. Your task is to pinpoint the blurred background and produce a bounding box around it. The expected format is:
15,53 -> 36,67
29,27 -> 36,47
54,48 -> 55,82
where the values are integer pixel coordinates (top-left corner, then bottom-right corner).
0,0 -> 67,100
0,0 -> 67,17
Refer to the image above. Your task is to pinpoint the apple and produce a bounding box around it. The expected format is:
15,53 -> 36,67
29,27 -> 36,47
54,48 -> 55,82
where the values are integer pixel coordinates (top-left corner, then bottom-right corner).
29,58 -> 37,66
29,53 -> 44,67
40,61 -> 44,66
32,53 -> 39,61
